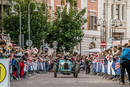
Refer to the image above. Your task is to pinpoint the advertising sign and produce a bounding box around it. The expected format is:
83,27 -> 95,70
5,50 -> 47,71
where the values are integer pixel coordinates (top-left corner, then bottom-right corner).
0,59 -> 10,87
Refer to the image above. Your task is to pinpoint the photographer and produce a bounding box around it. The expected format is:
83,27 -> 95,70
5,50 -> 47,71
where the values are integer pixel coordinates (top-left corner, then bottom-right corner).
0,40 -> 7,58
120,42 -> 130,85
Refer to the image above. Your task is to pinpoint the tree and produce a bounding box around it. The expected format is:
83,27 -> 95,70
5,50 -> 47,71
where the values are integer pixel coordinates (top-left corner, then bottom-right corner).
4,0 -> 50,48
45,0 -> 87,52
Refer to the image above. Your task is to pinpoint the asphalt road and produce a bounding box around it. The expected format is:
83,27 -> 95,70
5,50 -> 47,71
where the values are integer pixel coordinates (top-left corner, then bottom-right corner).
11,72 -> 129,87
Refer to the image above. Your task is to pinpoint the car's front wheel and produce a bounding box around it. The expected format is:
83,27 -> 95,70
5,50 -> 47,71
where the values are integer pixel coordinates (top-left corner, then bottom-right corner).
53,64 -> 58,78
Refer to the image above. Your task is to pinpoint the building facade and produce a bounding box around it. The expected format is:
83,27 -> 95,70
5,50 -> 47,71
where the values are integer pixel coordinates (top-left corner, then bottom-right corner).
79,0 -> 130,55
76,0 -> 100,55
98,0 -> 130,48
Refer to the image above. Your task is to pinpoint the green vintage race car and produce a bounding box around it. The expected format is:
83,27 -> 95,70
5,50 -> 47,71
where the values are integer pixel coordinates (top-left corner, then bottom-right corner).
53,58 -> 80,78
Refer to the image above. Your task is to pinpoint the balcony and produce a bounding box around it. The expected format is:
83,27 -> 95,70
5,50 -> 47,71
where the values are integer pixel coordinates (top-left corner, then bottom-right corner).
112,32 -> 124,40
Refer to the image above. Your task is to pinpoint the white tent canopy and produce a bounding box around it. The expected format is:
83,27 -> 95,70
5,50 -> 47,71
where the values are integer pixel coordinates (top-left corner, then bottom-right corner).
85,48 -> 101,53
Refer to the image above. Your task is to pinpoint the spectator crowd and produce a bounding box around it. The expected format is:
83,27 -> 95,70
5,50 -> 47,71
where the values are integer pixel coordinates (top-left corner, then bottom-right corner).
0,39 -> 130,85
84,41 -> 130,85
0,40 -> 54,80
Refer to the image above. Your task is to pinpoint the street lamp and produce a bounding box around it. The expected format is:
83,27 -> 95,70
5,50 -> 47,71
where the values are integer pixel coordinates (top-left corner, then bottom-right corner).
11,1 -> 22,47
28,2 -> 38,49
43,0 -> 47,16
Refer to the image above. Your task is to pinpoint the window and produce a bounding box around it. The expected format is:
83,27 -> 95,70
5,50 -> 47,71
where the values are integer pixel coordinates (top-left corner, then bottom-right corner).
89,16 -> 97,30
90,0 -> 96,2
113,33 -> 124,40
104,3 -> 106,18
49,6 -> 52,9
56,5 -> 62,10
115,5 -> 120,19
56,5 -> 64,12
111,4 -> 114,19
122,5 -> 125,20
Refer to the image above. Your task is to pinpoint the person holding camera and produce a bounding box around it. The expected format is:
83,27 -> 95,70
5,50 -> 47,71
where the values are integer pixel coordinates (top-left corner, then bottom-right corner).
120,42 -> 130,85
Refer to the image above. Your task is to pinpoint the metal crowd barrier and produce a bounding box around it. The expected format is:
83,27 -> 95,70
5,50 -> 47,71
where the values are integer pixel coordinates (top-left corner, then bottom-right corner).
9,60 -> 51,79
92,58 -> 121,76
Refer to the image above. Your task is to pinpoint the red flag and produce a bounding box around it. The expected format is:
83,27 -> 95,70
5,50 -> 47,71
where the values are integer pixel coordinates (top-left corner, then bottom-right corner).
96,55 -> 98,58
93,59 -> 97,63
97,59 -> 99,63
115,62 -> 120,70
106,55 -> 110,60
101,59 -> 104,64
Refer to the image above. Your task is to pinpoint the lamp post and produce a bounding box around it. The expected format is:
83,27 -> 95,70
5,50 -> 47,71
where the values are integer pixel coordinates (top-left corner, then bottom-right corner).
44,0 -> 47,17
109,19 -> 113,39
62,46 -> 65,56
53,41 -> 58,57
11,1 -> 22,47
1,0 -> 4,34
97,18 -> 107,51
28,2 -> 38,49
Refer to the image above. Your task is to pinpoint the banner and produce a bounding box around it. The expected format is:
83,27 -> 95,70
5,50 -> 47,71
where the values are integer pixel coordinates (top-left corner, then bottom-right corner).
0,59 -> 10,87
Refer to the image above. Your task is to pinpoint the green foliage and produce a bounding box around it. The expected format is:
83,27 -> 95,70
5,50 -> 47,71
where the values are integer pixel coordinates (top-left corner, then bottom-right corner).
4,0 -> 86,52
45,1 -> 87,52
4,0 -> 49,48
